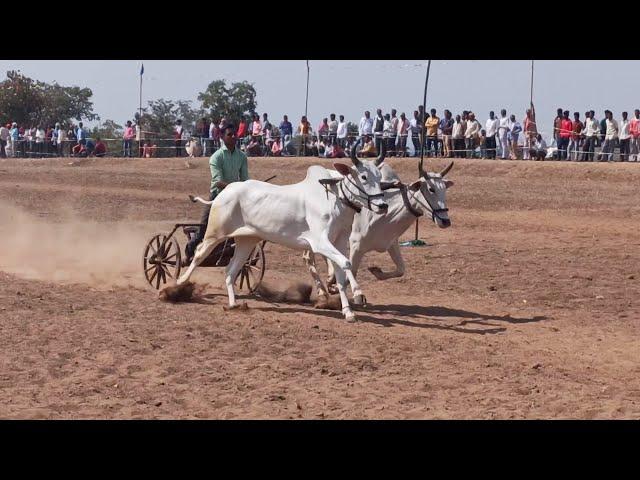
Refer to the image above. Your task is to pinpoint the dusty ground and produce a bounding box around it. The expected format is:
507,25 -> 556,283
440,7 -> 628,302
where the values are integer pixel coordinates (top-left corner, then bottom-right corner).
0,155 -> 639,419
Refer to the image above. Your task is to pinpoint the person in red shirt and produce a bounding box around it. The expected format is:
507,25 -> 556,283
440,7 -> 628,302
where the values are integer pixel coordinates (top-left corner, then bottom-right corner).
236,117 -> 247,147
568,112 -> 583,161
558,110 -> 572,160
93,137 -> 107,157
630,109 -> 640,162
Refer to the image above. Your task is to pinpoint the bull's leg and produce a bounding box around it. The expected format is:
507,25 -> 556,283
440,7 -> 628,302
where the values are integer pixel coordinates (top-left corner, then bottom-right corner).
332,232 -> 366,306
223,237 -> 260,309
303,250 -> 330,300
325,259 -> 337,294
177,236 -> 221,285
368,242 -> 406,280
306,234 -> 356,321
347,247 -> 367,305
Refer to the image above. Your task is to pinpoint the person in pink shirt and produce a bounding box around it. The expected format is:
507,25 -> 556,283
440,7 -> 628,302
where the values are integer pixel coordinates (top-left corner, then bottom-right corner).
123,120 -> 136,158
630,109 -> 640,162
251,114 -> 262,141
396,112 -> 410,157
558,110 -> 572,160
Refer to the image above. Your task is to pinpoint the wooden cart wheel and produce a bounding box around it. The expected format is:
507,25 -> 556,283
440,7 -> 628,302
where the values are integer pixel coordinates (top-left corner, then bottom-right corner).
235,242 -> 266,294
143,233 -> 182,290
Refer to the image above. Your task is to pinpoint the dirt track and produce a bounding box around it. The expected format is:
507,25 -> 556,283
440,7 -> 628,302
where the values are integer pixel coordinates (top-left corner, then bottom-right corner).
0,155 -> 639,419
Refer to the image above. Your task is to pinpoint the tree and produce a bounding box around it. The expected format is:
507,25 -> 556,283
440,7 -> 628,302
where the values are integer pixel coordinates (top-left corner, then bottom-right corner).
91,119 -> 123,140
0,70 -> 98,127
197,80 -> 257,124
136,98 -> 200,139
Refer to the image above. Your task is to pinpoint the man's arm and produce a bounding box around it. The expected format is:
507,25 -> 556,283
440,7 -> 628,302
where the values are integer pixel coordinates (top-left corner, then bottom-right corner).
210,152 -> 223,190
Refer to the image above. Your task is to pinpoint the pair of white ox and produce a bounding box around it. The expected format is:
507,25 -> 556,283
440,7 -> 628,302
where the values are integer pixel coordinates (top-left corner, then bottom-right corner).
177,141 -> 454,321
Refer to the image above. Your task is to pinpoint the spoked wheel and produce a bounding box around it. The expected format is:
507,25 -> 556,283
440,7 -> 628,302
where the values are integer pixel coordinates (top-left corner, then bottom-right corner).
143,233 -> 182,290
235,241 -> 266,294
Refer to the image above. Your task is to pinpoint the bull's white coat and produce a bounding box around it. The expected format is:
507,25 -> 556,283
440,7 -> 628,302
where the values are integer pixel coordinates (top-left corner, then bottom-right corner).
177,157 -> 388,321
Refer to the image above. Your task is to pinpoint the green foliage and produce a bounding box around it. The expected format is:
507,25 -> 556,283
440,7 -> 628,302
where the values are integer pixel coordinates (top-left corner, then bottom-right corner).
347,122 -> 359,136
197,80 -> 257,124
0,70 -> 98,127
91,119 -> 123,140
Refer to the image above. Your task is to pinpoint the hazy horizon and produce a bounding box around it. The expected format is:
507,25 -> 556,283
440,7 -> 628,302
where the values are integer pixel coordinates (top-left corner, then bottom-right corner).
1,60 -> 639,141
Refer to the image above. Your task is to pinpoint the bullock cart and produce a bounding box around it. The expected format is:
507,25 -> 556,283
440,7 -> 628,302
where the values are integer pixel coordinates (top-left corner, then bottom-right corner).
142,225 -> 266,293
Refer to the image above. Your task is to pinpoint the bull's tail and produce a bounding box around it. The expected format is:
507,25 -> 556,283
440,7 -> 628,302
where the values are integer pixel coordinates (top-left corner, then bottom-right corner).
189,195 -> 214,205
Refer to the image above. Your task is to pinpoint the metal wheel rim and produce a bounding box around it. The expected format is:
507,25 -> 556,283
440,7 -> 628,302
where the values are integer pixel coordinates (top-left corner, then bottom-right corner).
236,243 -> 266,294
143,233 -> 182,290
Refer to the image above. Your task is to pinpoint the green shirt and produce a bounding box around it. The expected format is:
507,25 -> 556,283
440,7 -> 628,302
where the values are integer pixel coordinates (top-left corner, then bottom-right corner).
209,143 -> 249,196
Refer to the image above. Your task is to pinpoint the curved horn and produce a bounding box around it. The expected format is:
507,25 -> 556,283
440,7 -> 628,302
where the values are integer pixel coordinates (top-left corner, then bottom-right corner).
440,161 -> 454,177
374,138 -> 386,166
350,137 -> 363,167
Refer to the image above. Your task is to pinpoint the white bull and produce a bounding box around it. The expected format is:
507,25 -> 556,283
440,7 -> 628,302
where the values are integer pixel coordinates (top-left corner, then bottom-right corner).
176,141 -> 389,321
312,161 -> 454,304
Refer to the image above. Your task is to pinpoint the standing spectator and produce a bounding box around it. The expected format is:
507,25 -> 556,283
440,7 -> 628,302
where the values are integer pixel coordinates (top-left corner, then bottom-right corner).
558,111 -> 572,160
598,113 -> 607,152
174,119 -> 184,157
0,123 -> 9,158
484,111 -> 498,159
410,110 -> 422,156
498,109 -> 510,159
317,118 -> 329,143
523,103 -> 537,160
397,112 -> 409,157
601,110 -> 618,162
383,114 -> 394,155
9,122 -> 19,157
279,115 -> 293,146
582,111 -> 599,162
251,114 -> 262,142
465,112 -> 480,158
197,117 -> 209,156
440,110 -> 454,158
630,109 -> 640,162
123,120 -> 136,157
67,125 -> 77,156
619,112 -> 631,162
478,129 -> 487,159
553,108 -> 563,144
47,126 -> 56,157
236,117 -> 247,141
209,119 -> 220,152
56,124 -> 66,157
425,109 -> 440,157
508,114 -> 522,160
389,109 -> 399,156
568,112 -> 584,161
328,113 -> 338,145
336,115 -> 347,148
76,122 -> 87,146
358,111 -> 373,137
373,109 -> 384,154
452,114 -> 466,158
262,113 -> 272,137
35,125 -> 46,158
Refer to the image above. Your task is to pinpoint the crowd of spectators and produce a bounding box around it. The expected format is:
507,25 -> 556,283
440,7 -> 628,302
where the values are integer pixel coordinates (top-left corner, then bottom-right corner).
2,104 -> 639,162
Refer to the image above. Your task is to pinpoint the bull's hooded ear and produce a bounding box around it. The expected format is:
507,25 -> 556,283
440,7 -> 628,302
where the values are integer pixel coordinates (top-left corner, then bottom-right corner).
333,163 -> 352,176
444,180 -> 454,189
409,180 -> 422,191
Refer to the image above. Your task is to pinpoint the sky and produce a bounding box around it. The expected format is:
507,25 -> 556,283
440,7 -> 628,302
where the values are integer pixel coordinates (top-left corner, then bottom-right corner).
1,60 -> 639,139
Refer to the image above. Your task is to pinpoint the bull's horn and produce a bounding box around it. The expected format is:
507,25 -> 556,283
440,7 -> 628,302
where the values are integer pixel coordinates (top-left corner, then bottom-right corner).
374,139 -> 386,166
350,137 -> 363,167
440,161 -> 454,177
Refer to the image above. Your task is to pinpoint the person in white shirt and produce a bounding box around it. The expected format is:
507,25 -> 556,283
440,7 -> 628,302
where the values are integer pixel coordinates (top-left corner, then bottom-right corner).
582,111 -> 599,162
410,110 -> 421,157
531,133 -> 547,161
35,126 -> 46,158
601,110 -> 618,162
358,110 -> 373,137
465,113 -> 480,158
0,123 -> 9,158
452,114 -> 466,158
389,109 -> 399,156
56,123 -> 67,157
383,113 -> 394,155
618,111 -> 631,162
336,115 -> 347,148
497,109 -> 510,159
484,111 -> 499,159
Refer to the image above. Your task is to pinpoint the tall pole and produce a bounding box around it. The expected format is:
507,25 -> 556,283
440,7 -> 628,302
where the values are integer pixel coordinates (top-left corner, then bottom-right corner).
139,62 -> 144,121
305,60 -> 310,118
416,60 -> 432,242
530,60 -> 534,105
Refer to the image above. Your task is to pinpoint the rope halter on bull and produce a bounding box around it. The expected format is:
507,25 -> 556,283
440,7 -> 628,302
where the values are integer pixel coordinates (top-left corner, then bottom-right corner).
319,136 -> 387,212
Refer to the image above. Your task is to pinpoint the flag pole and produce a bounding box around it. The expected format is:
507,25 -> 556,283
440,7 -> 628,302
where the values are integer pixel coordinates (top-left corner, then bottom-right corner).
305,60 -> 310,118
530,60 -> 534,105
139,62 -> 144,121
415,60 -> 432,243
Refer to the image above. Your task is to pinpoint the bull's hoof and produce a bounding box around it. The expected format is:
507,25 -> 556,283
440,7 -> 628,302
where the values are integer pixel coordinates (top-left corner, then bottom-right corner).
368,266 -> 386,280
353,294 -> 367,306
223,302 -> 249,311
344,310 -> 357,323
